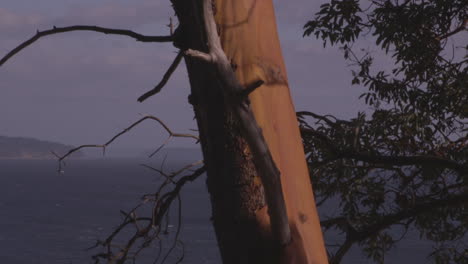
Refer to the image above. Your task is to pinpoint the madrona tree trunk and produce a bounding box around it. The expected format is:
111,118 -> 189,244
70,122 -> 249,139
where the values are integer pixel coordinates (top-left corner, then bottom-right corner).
171,0 -> 328,263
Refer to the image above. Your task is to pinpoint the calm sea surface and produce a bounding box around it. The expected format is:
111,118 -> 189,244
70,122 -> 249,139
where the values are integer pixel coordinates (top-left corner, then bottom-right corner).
0,156 -> 436,263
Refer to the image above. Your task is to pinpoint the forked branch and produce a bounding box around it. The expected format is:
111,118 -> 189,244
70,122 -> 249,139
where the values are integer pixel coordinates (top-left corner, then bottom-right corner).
0,25 -> 173,66
323,191 -> 468,264
299,123 -> 468,174
90,164 -> 206,264
141,160 -> 204,184
56,115 -> 199,170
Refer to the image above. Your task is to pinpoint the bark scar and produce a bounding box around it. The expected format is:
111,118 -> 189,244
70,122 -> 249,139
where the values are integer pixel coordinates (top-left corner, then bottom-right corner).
255,56 -> 288,86
299,212 -> 308,223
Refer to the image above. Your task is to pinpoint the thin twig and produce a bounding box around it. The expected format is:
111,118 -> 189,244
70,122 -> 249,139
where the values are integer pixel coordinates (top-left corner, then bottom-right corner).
435,19 -> 467,41
57,115 -> 198,171
141,160 -> 204,183
138,51 -> 184,102
149,136 -> 173,158
91,165 -> 206,264
159,194 -> 182,264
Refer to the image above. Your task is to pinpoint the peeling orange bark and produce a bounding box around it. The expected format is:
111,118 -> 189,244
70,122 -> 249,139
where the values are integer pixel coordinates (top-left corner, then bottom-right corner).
214,1 -> 328,263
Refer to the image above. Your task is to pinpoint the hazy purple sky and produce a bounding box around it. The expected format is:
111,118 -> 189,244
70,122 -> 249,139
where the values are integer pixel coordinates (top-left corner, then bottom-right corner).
0,0 -> 367,149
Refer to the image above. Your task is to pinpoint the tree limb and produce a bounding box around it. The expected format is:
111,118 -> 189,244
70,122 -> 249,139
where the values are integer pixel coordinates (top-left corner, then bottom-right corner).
0,25 -> 173,66
300,127 -> 339,153
355,192 -> 468,242
297,111 -> 351,128
138,51 -> 184,102
300,126 -> 467,174
57,115 -> 199,170
326,192 -> 468,263
91,165 -> 206,264
239,80 -> 264,99
337,150 -> 468,174
436,19 -> 467,41
140,160 -> 204,184
184,49 -> 213,62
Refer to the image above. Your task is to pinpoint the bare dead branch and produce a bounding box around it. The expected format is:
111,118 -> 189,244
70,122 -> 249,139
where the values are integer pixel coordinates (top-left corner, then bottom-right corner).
141,160 -> 204,183
0,25 -> 173,66
150,136 -> 174,158
138,51 -> 184,102
160,194 -> 183,264
242,80 -> 264,97
57,115 -> 198,171
184,49 -> 213,62
167,17 -> 175,36
91,165 -> 206,264
233,80 -> 265,104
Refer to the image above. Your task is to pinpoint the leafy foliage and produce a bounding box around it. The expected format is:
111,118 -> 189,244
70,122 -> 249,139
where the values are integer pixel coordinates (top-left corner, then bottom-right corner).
302,0 -> 467,263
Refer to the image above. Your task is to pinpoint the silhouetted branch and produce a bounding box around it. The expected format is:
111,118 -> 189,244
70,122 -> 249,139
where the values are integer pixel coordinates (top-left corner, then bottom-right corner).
300,127 -> 339,153
159,195 -> 183,264
356,192 -> 468,241
337,150 -> 468,174
91,165 -> 206,263
0,25 -> 173,66
325,192 -> 468,263
330,238 -> 353,264
57,115 -> 198,171
300,124 -> 467,174
138,51 -> 184,102
297,111 -> 351,128
140,160 -> 204,184
436,19 -> 467,41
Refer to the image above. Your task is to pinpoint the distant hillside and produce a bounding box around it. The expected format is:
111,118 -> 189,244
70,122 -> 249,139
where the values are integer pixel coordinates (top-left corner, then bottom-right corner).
0,136 -> 83,159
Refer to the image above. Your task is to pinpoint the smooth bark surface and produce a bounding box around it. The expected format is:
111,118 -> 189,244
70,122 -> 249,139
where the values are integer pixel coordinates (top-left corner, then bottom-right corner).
172,0 -> 328,263
214,1 -> 328,263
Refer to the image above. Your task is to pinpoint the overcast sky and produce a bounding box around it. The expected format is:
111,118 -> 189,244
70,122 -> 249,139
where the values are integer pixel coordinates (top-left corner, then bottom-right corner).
0,0 -> 367,150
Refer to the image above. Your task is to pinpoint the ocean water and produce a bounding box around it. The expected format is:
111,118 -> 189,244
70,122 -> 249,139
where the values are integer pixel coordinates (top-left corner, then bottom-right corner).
0,156 -> 435,263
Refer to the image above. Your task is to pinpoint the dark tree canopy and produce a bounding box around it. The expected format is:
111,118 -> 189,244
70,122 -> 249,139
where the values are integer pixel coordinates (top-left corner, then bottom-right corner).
301,0 -> 467,263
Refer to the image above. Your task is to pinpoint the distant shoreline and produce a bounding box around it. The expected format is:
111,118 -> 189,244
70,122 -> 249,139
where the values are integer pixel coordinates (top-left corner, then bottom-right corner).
0,135 -> 84,159
0,157 -> 83,160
